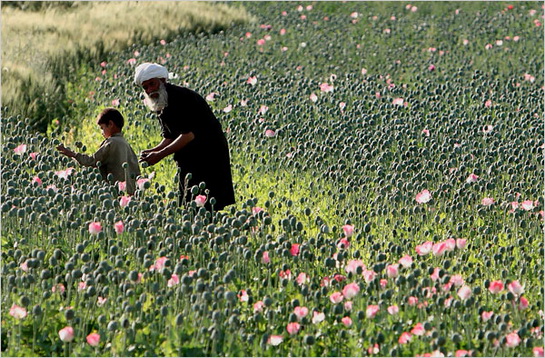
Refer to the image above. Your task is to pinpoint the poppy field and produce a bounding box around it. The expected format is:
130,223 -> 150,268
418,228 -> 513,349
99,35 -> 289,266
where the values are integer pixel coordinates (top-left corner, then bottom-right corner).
2,2 -> 544,357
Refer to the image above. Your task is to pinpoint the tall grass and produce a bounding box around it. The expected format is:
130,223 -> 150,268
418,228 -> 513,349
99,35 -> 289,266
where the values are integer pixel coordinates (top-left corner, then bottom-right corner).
1,1 -> 253,132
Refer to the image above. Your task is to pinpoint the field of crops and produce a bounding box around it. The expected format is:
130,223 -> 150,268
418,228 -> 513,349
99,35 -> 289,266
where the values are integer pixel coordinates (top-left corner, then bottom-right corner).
2,2 -> 544,357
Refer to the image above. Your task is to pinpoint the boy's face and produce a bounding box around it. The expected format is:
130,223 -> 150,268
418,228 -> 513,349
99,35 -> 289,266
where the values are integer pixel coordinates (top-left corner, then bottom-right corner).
99,121 -> 115,138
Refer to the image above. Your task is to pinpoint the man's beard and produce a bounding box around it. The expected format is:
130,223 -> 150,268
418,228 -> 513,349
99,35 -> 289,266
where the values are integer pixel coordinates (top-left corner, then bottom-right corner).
144,82 -> 169,112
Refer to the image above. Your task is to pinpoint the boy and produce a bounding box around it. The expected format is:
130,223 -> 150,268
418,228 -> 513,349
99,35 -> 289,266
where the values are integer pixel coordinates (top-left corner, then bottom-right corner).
56,108 -> 141,195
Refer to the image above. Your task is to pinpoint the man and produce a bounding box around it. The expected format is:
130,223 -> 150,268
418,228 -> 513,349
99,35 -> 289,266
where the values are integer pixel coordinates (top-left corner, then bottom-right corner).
134,62 -> 235,211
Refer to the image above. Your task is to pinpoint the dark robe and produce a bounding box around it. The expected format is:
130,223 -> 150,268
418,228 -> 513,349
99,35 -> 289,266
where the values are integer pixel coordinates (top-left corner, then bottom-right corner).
157,83 -> 235,210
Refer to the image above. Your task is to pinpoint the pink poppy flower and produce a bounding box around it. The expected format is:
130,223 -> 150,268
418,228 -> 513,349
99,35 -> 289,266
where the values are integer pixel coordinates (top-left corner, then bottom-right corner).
52,283 -> 66,294
223,104 -> 233,113
481,197 -> 495,206
55,168 -> 75,179
336,238 -> 349,250
456,238 -> 467,249
505,332 -> 521,348
457,285 -> 472,300
342,224 -> 354,237
14,144 -> 27,155
296,272 -> 309,285
489,280 -> 504,294
330,291 -> 344,304
290,243 -> 300,256
533,347 -> 544,357
88,222 -> 102,235
398,332 -> 412,344
508,280 -> 524,296
78,281 -> 87,291
267,335 -> 283,346
411,323 -> 426,336
97,296 -> 107,306
247,76 -> 257,85
416,241 -> 433,255
485,100 -> 492,107
294,306 -> 308,320
253,301 -> 265,313
392,97 -> 404,106
341,316 -> 352,327
415,189 -> 432,204
422,129 -> 430,136
386,264 -> 399,278
150,256 -> 168,272
195,195 -> 207,207
344,301 -> 353,311
309,93 -> 318,102
312,311 -> 325,324
450,275 -> 465,287
485,43 -> 493,50
430,267 -> 441,281
363,269 -> 377,283
342,283 -> 360,299
120,195 -> 131,208
136,178 -> 149,191
20,260 -> 29,272
399,255 -> 413,268
262,251 -> 270,264
481,311 -> 494,322
432,242 -> 448,257
9,304 -> 27,319
521,200 -> 535,211
205,92 -> 217,102
466,173 -> 479,183
483,124 -> 494,134
380,279 -> 388,288
167,274 -> 180,288
114,220 -> 124,234
387,305 -> 399,315
59,326 -> 75,342
31,176 -> 42,186
524,73 -> 536,82
445,238 -> 456,251
86,333 -> 100,347
428,65 -> 436,71
127,58 -> 137,65
279,269 -> 292,280
257,39 -> 266,46
366,305 -> 380,318
455,350 -> 470,357
237,289 -> 249,302
286,322 -> 300,335
345,259 -> 365,274
265,129 -> 276,138
117,181 -> 127,192
29,152 -> 38,160
519,296 -> 529,310
111,99 -> 120,106
408,296 -> 419,306
320,83 -> 334,93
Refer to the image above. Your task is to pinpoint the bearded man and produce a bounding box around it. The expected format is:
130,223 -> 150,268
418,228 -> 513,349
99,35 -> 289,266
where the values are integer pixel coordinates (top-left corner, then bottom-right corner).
135,62 -> 235,211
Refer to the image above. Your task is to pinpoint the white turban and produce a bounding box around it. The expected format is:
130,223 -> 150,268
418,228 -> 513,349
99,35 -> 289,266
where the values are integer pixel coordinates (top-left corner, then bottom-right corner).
134,63 -> 169,85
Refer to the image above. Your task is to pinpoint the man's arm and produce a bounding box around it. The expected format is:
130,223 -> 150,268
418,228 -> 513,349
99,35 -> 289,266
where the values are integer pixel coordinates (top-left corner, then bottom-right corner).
142,138 -> 173,155
141,132 -> 195,166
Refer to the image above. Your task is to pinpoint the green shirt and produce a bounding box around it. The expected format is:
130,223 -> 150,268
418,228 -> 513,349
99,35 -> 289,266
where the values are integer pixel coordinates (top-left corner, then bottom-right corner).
74,133 -> 140,194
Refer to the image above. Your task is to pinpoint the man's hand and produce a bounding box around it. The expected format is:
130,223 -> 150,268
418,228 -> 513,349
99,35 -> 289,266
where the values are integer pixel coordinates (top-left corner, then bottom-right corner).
56,144 -> 76,158
140,151 -> 164,166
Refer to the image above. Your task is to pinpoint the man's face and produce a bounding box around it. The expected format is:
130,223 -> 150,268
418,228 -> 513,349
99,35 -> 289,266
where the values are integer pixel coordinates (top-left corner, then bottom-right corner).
142,78 -> 163,98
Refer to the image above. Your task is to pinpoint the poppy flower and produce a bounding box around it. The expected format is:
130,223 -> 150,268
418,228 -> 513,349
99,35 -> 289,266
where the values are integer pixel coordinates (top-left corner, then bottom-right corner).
489,280 -> 504,294
415,189 -> 432,203
286,322 -> 301,335
342,283 -> 360,299
9,304 -> 27,319
59,326 -> 75,342
86,333 -> 100,347
88,222 -> 102,235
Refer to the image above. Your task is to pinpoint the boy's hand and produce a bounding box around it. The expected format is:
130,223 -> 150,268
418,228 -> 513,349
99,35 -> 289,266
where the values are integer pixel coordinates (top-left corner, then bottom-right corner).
56,144 -> 76,158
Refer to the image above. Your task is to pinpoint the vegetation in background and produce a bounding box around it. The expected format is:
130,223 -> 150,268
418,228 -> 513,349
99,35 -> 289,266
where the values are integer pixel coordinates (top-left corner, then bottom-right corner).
1,1 -> 253,132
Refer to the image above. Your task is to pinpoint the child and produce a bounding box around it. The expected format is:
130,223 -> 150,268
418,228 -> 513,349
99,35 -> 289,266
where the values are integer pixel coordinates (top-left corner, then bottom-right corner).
56,108 -> 141,195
